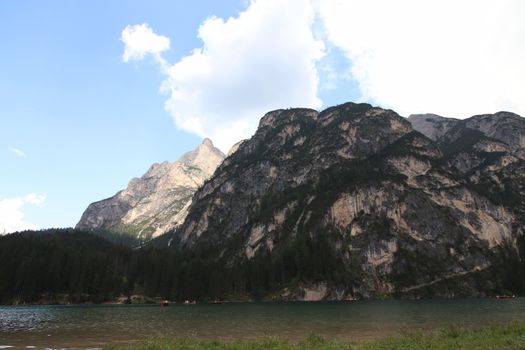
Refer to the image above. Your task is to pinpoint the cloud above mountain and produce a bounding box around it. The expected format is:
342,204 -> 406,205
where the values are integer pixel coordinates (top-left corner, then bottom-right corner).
122,0 -> 324,152
122,0 -> 525,150
317,0 -> 525,118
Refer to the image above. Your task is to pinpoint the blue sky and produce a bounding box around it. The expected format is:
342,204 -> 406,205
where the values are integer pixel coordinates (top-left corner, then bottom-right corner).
0,1 -> 249,230
1,0 -> 523,232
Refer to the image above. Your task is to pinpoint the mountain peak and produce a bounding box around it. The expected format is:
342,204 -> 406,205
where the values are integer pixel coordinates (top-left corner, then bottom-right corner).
408,111 -> 525,149
407,114 -> 459,141
76,139 -> 225,239
180,138 -> 225,173
202,138 -> 214,148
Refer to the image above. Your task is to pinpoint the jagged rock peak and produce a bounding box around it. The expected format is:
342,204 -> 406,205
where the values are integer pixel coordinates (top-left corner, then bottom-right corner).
409,111 -> 525,149
202,137 -> 214,148
464,112 -> 525,149
407,114 -> 458,141
179,138 -> 225,174
76,139 -> 225,240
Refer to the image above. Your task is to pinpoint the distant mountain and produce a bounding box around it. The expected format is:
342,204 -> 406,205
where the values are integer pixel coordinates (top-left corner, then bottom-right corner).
409,112 -> 525,161
407,113 -> 459,141
76,139 -> 224,240
409,111 -> 525,209
162,103 -> 525,300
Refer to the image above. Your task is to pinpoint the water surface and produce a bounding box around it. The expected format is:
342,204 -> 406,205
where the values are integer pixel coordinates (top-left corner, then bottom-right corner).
1,299 -> 524,349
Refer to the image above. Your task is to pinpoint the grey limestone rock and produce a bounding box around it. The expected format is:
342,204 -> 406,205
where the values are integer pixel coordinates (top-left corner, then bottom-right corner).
169,103 -> 525,299
76,138 -> 224,240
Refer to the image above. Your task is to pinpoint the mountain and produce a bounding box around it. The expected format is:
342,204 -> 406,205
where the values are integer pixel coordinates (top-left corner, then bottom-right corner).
163,103 -> 525,300
409,112 -> 525,159
407,113 -> 458,141
76,139 -> 225,240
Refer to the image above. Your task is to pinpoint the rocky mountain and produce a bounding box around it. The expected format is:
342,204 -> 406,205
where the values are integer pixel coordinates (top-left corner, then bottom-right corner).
407,113 -> 459,141
164,103 -> 525,300
76,139 -> 224,240
409,112 -> 525,160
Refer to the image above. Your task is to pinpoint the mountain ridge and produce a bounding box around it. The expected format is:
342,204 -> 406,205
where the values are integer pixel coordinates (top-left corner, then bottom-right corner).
2,102 -> 525,303
76,138 -> 225,240
162,102 -> 525,300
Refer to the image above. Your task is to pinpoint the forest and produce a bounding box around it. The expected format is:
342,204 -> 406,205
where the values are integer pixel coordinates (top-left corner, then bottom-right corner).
1,228 -> 525,304
0,228 -> 355,304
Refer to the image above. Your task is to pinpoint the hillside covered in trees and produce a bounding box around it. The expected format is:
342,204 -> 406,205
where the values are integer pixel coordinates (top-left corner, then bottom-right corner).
1,228 -> 525,304
0,229 -> 369,304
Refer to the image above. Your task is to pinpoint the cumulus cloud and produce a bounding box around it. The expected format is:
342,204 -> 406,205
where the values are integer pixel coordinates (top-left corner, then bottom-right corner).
123,0 -> 524,149
0,194 -> 45,234
316,0 -> 525,118
9,146 -> 26,157
121,23 -> 170,63
123,0 -> 324,151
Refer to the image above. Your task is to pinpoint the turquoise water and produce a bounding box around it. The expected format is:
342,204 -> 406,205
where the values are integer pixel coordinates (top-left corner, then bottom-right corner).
1,299 -> 525,348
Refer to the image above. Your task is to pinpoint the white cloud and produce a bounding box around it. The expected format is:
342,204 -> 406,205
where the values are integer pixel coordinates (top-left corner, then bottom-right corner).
9,147 -> 26,157
0,194 -> 45,234
121,23 -> 170,63
123,0 -> 524,148
123,0 -> 324,151
316,0 -> 525,118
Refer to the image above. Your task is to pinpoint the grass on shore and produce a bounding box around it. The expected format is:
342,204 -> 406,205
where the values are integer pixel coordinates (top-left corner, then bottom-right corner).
108,322 -> 525,350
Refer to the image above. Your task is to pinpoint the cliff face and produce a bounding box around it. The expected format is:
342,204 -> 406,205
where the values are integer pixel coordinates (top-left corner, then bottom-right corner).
409,112 -> 525,209
167,103 -> 525,299
76,139 -> 224,240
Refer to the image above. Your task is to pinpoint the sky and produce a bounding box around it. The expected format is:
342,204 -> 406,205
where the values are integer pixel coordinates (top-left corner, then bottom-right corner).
1,0 -> 524,233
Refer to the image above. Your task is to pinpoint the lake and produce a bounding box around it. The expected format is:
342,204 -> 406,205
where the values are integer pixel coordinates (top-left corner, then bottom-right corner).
1,299 -> 525,349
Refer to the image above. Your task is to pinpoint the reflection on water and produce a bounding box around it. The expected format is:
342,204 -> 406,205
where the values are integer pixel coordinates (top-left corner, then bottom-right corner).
0,307 -> 58,332
1,299 -> 525,349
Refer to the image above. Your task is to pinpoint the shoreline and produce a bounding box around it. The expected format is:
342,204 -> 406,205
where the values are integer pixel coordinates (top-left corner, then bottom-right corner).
1,294 -> 519,306
2,301 -> 524,348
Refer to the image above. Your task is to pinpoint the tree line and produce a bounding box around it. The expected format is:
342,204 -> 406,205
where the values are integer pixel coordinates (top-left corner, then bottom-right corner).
0,228 -> 355,304
2,227 -> 525,304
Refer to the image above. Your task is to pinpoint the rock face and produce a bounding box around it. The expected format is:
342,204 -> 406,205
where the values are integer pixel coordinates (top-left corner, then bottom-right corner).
407,114 -> 458,141
167,103 -> 525,299
76,139 -> 224,240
